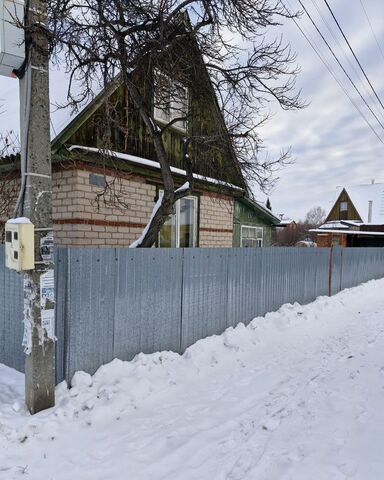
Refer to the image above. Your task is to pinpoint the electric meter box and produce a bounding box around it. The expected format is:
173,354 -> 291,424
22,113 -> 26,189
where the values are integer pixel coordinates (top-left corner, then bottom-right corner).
5,220 -> 35,271
0,0 -> 24,77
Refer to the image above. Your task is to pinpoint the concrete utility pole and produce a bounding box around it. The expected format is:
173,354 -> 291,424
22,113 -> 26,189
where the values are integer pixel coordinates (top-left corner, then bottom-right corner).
19,0 -> 55,414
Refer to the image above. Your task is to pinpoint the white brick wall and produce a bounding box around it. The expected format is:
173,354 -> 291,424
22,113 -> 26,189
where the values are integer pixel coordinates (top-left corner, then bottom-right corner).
2,166 -> 235,248
199,192 -> 234,247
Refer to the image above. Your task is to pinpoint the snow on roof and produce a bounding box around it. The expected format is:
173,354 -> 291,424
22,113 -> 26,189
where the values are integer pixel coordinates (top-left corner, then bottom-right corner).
339,183 -> 384,224
319,221 -> 350,230
310,228 -> 384,236
68,145 -> 244,192
279,219 -> 295,226
340,220 -> 363,227
6,217 -> 32,224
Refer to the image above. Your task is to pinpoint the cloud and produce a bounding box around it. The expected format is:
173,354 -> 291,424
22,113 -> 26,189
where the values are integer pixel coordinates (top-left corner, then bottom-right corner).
1,0 -> 384,222
254,0 -> 384,220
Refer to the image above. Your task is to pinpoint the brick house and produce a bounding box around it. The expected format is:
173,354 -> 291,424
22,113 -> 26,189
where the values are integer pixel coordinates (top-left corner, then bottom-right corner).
311,183 -> 384,247
1,69 -> 278,248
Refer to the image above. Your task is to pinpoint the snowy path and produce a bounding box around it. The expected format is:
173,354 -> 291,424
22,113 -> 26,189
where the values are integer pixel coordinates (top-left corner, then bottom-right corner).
1,279 -> 384,479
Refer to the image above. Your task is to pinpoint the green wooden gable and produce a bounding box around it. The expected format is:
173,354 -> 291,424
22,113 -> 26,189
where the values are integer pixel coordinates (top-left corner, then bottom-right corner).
52,42 -> 246,189
233,197 -> 280,247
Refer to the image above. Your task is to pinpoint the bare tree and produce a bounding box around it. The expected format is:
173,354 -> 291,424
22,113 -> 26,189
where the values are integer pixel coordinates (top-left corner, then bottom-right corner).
0,125 -> 20,241
46,0 -> 304,247
304,206 -> 326,227
0,130 -> 19,158
273,206 -> 327,246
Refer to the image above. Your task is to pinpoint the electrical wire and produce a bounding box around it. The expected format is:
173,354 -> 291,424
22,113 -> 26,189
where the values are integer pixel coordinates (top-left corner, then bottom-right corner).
13,64 -> 31,217
13,0 -> 31,217
309,0 -> 383,121
358,0 -> 384,65
283,1 -> 384,146
322,0 -> 384,112
296,0 -> 384,134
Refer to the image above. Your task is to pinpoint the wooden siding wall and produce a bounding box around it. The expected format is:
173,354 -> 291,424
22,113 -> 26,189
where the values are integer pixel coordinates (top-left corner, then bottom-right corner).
64,59 -> 242,187
232,201 -> 273,247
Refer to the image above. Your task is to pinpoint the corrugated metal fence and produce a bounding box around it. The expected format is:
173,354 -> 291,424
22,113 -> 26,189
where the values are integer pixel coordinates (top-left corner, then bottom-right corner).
0,247 -> 24,372
1,246 -> 384,383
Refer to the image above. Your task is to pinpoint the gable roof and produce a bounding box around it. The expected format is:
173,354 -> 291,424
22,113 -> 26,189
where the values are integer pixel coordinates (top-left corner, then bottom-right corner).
237,196 -> 281,225
51,77 -> 121,154
333,184 -> 384,224
49,66 -> 246,189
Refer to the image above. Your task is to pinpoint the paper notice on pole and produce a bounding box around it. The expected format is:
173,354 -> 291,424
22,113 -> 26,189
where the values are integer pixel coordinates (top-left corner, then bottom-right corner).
40,269 -> 54,309
22,318 -> 32,355
23,276 -> 34,355
40,269 -> 55,341
41,309 -> 55,340
40,231 -> 54,264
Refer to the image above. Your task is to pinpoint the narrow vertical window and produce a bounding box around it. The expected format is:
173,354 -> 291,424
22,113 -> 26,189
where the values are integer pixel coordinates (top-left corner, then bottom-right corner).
339,201 -> 348,220
158,193 -> 197,248
153,70 -> 188,132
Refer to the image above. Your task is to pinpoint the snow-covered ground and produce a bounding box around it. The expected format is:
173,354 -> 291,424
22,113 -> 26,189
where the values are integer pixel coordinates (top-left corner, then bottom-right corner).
1,279 -> 384,480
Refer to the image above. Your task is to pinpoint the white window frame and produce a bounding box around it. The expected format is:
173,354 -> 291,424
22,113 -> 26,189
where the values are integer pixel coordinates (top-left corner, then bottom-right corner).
340,201 -> 348,212
158,192 -> 198,248
153,70 -> 189,132
240,225 -> 264,248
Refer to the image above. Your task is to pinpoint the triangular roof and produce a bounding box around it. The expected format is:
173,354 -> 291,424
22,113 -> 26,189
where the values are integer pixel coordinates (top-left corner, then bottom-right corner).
50,62 -> 246,190
332,184 -> 384,224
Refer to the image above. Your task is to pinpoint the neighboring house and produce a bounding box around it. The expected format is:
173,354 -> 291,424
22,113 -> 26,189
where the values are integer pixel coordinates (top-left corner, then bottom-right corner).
275,217 -> 297,231
311,183 -> 384,247
0,58 -> 279,247
233,197 -> 280,248
272,216 -> 299,246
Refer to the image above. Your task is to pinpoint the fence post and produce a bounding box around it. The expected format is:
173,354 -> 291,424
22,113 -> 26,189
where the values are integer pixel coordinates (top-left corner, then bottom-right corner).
54,248 -> 70,384
328,246 -> 333,296
179,248 -> 185,353
339,247 -> 343,292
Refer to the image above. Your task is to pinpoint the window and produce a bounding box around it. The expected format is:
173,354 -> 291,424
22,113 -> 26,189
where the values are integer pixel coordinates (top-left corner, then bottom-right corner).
159,194 -> 197,248
153,70 -> 188,132
240,226 -> 263,248
339,201 -> 348,220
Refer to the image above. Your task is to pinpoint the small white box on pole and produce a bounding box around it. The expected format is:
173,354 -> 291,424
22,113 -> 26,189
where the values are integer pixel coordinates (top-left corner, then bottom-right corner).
0,0 -> 24,77
5,218 -> 35,271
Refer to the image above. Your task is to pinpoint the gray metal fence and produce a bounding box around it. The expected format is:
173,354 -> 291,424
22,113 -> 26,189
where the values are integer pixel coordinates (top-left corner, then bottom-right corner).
0,247 -> 24,372
1,245 -> 384,383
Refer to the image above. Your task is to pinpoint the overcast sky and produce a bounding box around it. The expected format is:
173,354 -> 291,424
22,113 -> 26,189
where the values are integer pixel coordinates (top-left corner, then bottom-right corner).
1,0 -> 384,220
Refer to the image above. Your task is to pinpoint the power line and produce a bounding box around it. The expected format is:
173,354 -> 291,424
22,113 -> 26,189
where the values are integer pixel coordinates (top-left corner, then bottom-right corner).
359,0 -> 384,65
310,0 -> 383,121
322,0 -> 384,113
283,1 -> 384,146
296,0 -> 384,134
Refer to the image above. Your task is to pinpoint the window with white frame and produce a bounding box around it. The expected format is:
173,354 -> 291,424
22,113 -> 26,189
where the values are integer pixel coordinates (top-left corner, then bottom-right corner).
153,70 -> 188,132
158,193 -> 197,248
240,225 -> 263,248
